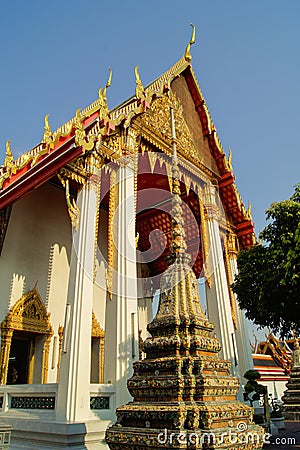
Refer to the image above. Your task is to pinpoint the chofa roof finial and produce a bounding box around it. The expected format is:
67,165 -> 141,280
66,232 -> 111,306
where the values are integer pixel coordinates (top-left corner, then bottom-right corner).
184,23 -> 196,62
98,68 -> 112,118
134,66 -> 144,99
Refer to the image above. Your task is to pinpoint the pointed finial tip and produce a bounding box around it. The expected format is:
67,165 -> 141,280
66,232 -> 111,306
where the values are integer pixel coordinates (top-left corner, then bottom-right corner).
134,66 -> 140,78
106,67 -> 112,89
184,23 -> 196,62
5,140 -> 12,155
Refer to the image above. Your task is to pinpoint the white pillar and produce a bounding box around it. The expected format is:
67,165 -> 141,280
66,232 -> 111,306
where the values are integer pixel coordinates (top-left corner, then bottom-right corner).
56,176 -> 99,422
204,186 -> 238,373
228,245 -> 254,379
104,161 -> 139,408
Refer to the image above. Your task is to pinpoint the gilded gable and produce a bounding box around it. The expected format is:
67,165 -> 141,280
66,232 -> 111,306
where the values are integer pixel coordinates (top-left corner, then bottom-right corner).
171,75 -> 220,175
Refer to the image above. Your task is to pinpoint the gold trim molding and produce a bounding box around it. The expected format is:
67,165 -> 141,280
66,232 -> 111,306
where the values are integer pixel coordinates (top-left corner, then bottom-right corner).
0,287 -> 53,384
224,236 -> 237,329
92,312 -> 105,384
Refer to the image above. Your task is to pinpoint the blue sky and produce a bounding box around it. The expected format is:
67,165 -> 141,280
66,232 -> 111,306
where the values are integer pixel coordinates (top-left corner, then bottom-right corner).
0,0 -> 299,235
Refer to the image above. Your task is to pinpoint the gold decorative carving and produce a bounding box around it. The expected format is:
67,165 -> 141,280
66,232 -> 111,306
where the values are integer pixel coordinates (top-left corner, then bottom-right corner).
227,232 -> 238,258
184,23 -> 196,62
98,68 -> 112,119
135,66 -> 144,99
93,173 -> 101,282
0,329 -> 13,385
56,325 -> 64,382
227,148 -> 233,172
140,92 -> 201,168
74,109 -> 96,151
40,114 -> 63,155
106,169 -> 117,300
0,287 -> 53,384
199,198 -> 211,287
58,174 -> 80,231
42,114 -> 52,144
134,66 -> 152,104
4,140 -> 15,168
224,235 -> 238,329
42,334 -> 52,383
92,311 -> 105,339
59,165 -> 87,186
91,312 -> 105,384
98,133 -> 123,161
0,141 -> 16,189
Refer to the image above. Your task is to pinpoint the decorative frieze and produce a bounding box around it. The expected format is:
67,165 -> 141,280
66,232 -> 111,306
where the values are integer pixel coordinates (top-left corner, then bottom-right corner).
90,396 -> 110,410
11,396 -> 55,410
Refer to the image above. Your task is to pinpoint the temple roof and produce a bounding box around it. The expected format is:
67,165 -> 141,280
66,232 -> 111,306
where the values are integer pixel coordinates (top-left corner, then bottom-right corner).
255,332 -> 297,374
252,354 -> 289,382
0,38 -> 255,248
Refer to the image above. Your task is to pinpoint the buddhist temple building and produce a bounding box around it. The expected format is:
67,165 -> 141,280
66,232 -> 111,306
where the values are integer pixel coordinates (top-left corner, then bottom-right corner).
0,27 -> 256,448
252,332 -> 299,401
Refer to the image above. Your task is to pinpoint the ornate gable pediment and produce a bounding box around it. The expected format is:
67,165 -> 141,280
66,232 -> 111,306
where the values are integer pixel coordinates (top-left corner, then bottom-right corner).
140,92 -> 200,165
1,287 -> 52,335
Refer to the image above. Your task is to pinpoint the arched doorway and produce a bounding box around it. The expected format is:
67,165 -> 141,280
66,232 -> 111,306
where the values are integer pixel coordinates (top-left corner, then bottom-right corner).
0,287 -> 53,385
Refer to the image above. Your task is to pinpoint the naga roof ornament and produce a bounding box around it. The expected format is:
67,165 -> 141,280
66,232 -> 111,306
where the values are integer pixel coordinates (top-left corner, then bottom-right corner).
4,140 -> 14,167
135,66 -> 145,100
98,67 -> 112,119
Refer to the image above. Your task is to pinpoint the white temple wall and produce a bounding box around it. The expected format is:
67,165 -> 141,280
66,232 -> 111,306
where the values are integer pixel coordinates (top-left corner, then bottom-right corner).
47,243 -> 70,382
0,182 -> 72,383
0,183 -> 71,309
32,335 -> 45,383
260,380 -> 287,402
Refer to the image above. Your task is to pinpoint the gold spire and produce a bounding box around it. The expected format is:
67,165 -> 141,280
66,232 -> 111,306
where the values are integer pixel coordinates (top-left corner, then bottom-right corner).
184,23 -> 196,62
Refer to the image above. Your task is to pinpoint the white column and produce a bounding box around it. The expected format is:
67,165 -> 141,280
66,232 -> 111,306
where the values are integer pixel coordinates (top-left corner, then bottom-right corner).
104,161 -> 139,408
56,176 -> 99,422
204,186 -> 238,373
229,251 -> 254,379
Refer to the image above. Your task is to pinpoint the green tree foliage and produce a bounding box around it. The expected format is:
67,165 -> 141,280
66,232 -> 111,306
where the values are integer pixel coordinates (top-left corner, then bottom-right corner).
232,183 -> 300,338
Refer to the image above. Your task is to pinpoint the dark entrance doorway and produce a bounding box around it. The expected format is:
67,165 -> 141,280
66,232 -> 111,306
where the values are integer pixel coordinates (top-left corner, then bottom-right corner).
7,332 -> 35,384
